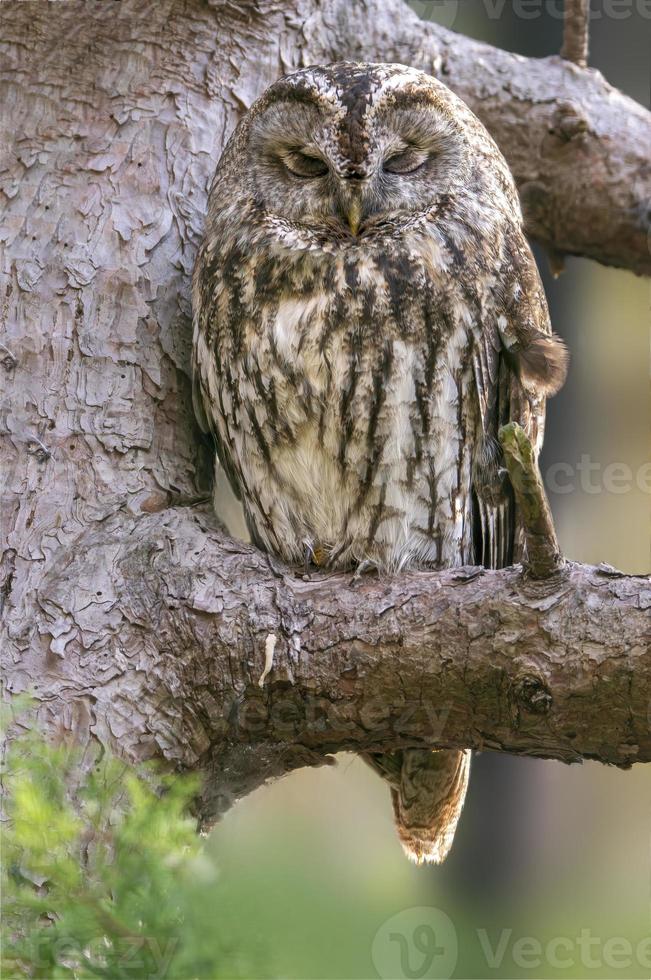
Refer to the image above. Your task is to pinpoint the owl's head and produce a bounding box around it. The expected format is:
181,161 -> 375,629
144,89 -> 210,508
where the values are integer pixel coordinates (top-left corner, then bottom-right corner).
227,63 -> 513,243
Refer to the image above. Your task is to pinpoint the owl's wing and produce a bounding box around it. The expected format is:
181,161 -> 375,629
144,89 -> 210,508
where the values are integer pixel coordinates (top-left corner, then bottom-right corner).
472,330 -> 514,570
472,239 -> 567,570
191,276 -> 244,505
191,350 -> 211,435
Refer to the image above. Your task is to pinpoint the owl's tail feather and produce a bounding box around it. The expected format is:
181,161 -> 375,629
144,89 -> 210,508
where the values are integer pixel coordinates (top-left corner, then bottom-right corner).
364,748 -> 471,865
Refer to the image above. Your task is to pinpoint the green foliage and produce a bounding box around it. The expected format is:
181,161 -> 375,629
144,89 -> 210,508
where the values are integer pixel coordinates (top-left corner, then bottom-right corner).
1,705 -> 269,979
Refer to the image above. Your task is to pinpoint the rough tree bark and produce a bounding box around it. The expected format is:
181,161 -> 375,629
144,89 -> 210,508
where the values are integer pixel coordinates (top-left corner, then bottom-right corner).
1,0 -> 649,819
30,503 -> 651,825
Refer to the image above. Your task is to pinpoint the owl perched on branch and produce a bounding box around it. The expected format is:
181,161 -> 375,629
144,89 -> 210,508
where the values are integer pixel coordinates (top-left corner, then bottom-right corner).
192,63 -> 567,864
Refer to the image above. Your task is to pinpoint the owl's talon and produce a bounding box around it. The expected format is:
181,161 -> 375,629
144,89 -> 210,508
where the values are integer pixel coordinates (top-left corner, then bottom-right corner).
349,559 -> 379,586
301,540 -> 317,578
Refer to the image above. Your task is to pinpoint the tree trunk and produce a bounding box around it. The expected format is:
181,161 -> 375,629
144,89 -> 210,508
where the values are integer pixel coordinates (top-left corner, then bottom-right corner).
1,0 -> 649,819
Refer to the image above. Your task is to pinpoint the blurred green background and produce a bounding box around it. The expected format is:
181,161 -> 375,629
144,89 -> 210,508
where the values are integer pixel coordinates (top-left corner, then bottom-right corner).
210,5 -> 650,978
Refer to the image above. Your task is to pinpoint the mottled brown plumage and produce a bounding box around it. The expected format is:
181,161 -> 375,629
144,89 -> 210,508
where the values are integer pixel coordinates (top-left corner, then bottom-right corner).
192,63 -> 567,863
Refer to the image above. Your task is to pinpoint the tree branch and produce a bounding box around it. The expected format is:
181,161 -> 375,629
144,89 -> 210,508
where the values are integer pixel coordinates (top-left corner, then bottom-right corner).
499,423 -> 564,579
30,507 -> 651,823
309,0 -> 651,275
561,0 -> 590,68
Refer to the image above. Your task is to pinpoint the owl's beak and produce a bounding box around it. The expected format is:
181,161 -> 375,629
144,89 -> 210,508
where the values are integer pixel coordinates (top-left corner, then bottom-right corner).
346,198 -> 362,236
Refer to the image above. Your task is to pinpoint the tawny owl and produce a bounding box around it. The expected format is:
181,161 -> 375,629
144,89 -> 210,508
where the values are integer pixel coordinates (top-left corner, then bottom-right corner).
192,63 -> 567,864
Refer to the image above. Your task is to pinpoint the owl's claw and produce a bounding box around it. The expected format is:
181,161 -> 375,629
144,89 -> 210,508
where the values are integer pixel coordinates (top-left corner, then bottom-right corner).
301,539 -> 330,578
303,542 -> 312,579
349,559 -> 380,586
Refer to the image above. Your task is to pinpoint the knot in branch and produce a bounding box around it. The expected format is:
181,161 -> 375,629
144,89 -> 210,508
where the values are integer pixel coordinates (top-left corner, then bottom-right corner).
551,101 -> 590,142
513,673 -> 553,716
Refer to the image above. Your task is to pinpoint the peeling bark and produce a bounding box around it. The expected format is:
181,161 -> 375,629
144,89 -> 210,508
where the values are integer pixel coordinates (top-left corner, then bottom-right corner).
1,0 -> 649,819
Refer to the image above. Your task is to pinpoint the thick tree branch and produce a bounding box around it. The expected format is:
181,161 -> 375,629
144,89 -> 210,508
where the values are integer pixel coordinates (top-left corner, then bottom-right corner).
561,0 -> 590,68
29,507 -> 651,822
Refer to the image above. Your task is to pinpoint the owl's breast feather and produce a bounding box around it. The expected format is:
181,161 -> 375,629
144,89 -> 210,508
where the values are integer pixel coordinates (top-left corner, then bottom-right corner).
198,218 -> 485,571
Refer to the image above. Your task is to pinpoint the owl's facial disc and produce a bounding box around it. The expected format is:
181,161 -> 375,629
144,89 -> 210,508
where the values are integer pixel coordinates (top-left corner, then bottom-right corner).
248,91 -> 465,244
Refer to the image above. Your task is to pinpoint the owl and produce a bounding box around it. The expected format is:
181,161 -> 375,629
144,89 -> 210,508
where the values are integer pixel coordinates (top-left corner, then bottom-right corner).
192,63 -> 567,864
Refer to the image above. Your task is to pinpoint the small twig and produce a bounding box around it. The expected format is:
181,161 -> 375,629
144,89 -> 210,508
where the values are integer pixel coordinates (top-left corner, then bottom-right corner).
499,422 -> 564,578
561,0 -> 590,68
